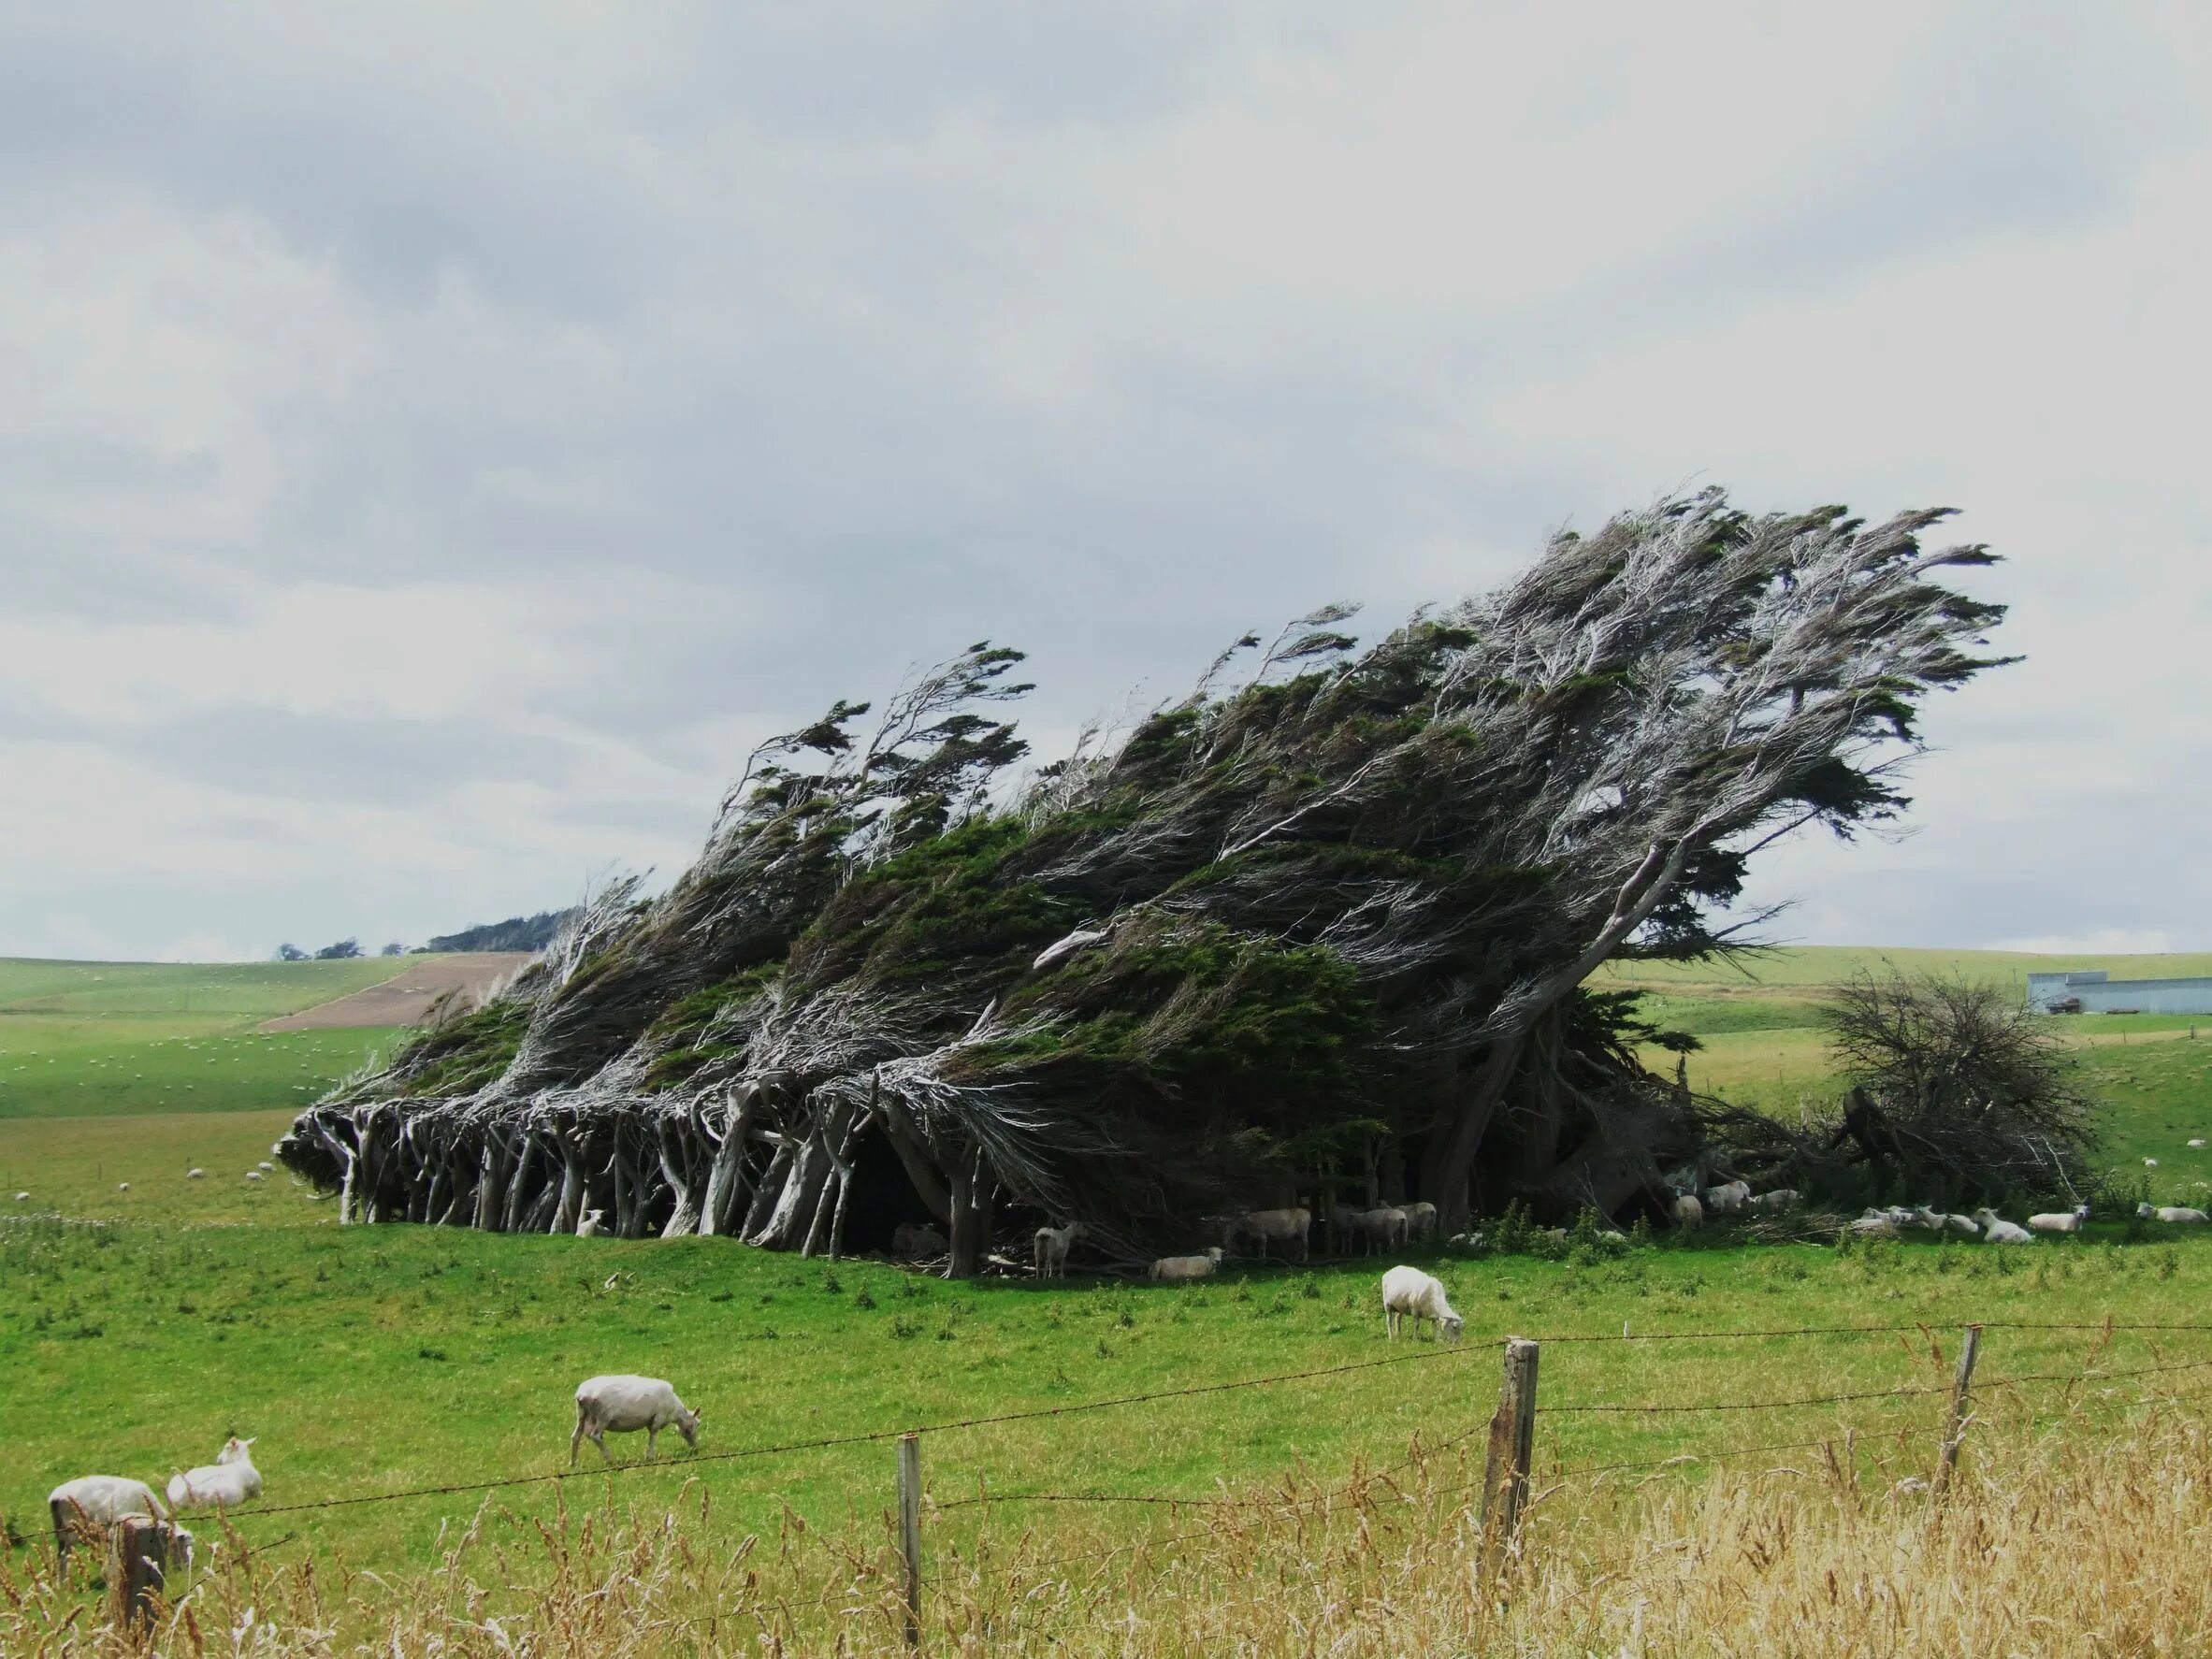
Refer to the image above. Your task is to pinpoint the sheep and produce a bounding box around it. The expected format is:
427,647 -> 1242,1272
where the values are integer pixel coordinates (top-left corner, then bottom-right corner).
1444,1231 -> 1485,1253
1671,1193 -> 1703,1230
243,1170 -> 266,1182
1230,1207 -> 1311,1262
1846,1214 -> 1900,1237
1971,1208 -> 2036,1244
1148,1248 -> 1224,1281
48,1475 -> 165,1562
891,1222 -> 948,1257
2139,1204 -> 2211,1224
1906,1205 -> 1949,1233
1744,1189 -> 1801,1214
117,1182 -> 130,1192
257,1161 -> 275,1172
2026,1204 -> 2090,1234
576,1209 -> 605,1237
1400,1201 -> 1439,1241
571,1375 -> 701,1465
1700,1180 -> 1751,1216
167,1437 -> 262,1512
1033,1219 -> 1084,1278
2146,1158 -> 2161,1168
2191,1139 -> 2208,1149
11,1191 -> 25,1203
1380,1264 -> 1464,1342
185,1169 -> 204,1180
1943,1212 -> 1982,1236
1346,1206 -> 1408,1254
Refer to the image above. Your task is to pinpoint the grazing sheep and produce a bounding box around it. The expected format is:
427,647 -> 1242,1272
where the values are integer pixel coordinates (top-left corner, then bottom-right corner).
1671,1193 -> 1703,1230
2146,1158 -> 2160,1168
2139,1204 -> 2211,1224
185,1169 -> 204,1180
1971,1209 -> 2036,1244
1231,1207 -> 1312,1262
1745,1190 -> 1801,1215
167,1438 -> 262,1512
2191,1139 -> 2208,1149
117,1182 -> 130,1192
2026,1205 -> 2090,1234
1148,1248 -> 1224,1281
11,1191 -> 25,1203
575,1209 -> 605,1237
1379,1264 -> 1464,1342
571,1375 -> 701,1465
1345,1206 -> 1408,1253
1400,1201 -> 1439,1241
1700,1180 -> 1750,1216
243,1170 -> 266,1182
890,1222 -> 948,1257
257,1161 -> 275,1172
48,1475 -> 164,1561
1033,1219 -> 1084,1278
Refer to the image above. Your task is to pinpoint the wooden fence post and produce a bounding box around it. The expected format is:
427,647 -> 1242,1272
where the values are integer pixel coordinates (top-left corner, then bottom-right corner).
1480,1337 -> 1540,1569
897,1432 -> 923,1648
1930,1322 -> 1982,1499
110,1516 -> 173,1637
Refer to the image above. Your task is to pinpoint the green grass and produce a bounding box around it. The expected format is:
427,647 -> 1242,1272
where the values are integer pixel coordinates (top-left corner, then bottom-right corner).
0,956 -> 410,1019
4,1217 -> 2210,1581
1595,944 -> 2212,997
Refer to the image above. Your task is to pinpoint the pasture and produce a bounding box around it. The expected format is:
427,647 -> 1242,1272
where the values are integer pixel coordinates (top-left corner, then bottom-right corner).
7,948 -> 2212,1652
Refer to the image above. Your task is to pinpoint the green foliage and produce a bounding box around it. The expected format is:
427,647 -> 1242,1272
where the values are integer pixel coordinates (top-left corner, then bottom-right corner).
386,1001 -> 531,1097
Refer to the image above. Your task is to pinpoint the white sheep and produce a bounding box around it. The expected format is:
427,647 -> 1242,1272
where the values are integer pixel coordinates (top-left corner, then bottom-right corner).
1346,1206 -> 1408,1253
2026,1205 -> 2090,1234
1231,1207 -> 1312,1262
1846,1214 -> 1900,1238
891,1221 -> 947,1257
1148,1248 -> 1224,1281
1444,1231 -> 1485,1253
48,1475 -> 165,1561
257,1161 -> 275,1172
1700,1180 -> 1750,1215
1744,1189 -> 1801,1214
1671,1193 -> 1703,1230
2146,1158 -> 2161,1168
11,1191 -> 25,1203
117,1182 -> 130,1192
2191,1140 -> 2208,1149
2139,1203 -> 2211,1224
243,1170 -> 266,1182
1942,1213 -> 1982,1236
571,1375 -> 701,1465
576,1209 -> 605,1237
1971,1208 -> 2035,1244
167,1437 -> 262,1512
1033,1219 -> 1084,1278
1400,1201 -> 1439,1240
185,1169 -> 204,1180
1379,1264 -> 1464,1342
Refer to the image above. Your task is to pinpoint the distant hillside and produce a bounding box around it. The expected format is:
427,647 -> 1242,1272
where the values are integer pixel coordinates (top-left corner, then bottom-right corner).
425,911 -> 574,955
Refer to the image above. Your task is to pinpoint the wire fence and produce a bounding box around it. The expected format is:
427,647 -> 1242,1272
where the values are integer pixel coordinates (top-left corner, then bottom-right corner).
65,1312 -> 2212,1649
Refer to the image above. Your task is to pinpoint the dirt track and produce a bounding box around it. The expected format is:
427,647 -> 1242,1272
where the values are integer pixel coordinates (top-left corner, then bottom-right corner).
259,953 -> 531,1031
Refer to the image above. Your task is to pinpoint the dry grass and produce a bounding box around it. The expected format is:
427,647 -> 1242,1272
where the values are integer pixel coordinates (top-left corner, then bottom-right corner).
13,1392 -> 2212,1656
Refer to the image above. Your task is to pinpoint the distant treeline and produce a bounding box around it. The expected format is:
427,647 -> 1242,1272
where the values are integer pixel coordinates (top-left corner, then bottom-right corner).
426,911 -> 576,954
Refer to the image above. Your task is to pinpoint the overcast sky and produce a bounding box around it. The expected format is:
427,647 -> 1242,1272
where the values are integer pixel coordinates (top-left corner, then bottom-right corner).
3,2 -> 2207,963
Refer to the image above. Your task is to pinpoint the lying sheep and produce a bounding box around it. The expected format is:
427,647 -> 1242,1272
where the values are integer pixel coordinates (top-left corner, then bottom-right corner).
1744,1189 -> 1800,1215
1034,1219 -> 1083,1278
1971,1209 -> 2035,1244
48,1475 -> 165,1562
1379,1264 -> 1464,1342
1942,1213 -> 1982,1236
571,1375 -> 701,1465
1149,1248 -> 1224,1281
2026,1205 -> 2089,1234
167,1437 -> 262,1512
1846,1214 -> 1900,1238
575,1209 -> 605,1237
1701,1180 -> 1750,1216
891,1221 -> 948,1257
2139,1203 -> 2211,1224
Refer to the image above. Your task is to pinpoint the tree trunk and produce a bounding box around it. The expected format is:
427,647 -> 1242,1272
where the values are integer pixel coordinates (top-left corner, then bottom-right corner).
1424,1033 -> 1527,1235
698,1092 -> 754,1235
552,1140 -> 584,1234
946,1143 -> 994,1279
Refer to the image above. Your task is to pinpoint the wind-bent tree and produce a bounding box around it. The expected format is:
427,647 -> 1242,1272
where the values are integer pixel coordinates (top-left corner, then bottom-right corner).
282,491 -> 2011,1269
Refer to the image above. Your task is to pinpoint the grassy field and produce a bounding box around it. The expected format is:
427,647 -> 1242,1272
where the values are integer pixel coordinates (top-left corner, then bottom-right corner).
6,948 -> 2212,1652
